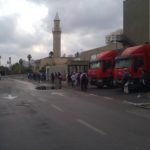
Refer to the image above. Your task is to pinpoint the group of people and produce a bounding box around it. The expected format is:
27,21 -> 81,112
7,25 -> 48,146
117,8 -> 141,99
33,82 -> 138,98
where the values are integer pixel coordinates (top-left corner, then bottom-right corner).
67,72 -> 88,91
28,72 -> 46,82
27,71 -> 63,89
50,72 -> 63,89
122,68 -> 148,94
48,71 -> 89,91
28,69 -> 148,94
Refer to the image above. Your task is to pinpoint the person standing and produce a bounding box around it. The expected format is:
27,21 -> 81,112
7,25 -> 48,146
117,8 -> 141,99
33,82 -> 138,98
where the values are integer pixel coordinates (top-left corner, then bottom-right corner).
51,72 -> 55,84
122,68 -> 131,94
71,73 -> 76,88
67,73 -> 71,87
80,73 -> 88,91
76,72 -> 81,87
58,72 -> 62,89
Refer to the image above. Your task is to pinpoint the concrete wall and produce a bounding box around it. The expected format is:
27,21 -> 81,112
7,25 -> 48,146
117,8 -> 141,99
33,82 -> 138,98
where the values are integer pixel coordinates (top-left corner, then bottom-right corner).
124,0 -> 149,44
46,64 -> 68,80
37,57 -> 69,70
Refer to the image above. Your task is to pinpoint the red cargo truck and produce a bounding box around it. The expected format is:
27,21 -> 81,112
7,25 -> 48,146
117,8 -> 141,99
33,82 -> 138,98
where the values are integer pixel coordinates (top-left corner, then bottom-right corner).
88,49 -> 118,88
114,44 -> 150,90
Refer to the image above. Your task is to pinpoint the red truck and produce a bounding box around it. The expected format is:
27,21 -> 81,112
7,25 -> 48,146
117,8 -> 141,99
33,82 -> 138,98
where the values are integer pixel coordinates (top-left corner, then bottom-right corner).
114,44 -> 150,90
88,49 -> 119,88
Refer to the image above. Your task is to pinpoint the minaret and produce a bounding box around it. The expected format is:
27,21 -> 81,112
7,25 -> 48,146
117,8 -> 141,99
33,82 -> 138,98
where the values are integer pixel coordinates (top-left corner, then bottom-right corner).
52,13 -> 61,57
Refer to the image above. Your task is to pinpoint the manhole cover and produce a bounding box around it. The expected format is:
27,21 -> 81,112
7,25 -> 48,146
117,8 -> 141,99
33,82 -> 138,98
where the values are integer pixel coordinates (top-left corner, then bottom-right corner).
36,86 -> 51,90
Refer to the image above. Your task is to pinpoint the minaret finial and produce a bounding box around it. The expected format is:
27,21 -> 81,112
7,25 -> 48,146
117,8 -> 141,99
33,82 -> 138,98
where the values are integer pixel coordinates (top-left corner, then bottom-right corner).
54,12 -> 60,20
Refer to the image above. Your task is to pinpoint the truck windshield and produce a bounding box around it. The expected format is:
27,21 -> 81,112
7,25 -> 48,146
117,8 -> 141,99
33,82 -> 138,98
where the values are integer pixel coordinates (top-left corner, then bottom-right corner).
115,57 -> 132,69
90,61 -> 101,69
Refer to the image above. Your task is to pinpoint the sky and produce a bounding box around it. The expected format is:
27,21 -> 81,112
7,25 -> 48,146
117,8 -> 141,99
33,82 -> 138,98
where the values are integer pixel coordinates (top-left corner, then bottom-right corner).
0,0 -> 123,65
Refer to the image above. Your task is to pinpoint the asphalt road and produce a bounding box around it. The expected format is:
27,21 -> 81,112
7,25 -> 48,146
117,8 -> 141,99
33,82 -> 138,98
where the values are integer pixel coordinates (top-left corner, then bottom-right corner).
0,77 -> 150,150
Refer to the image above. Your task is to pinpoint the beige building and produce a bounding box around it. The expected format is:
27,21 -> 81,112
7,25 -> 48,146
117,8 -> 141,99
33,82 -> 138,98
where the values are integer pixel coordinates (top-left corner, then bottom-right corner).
33,57 -> 72,72
80,43 -> 123,61
46,58 -> 89,80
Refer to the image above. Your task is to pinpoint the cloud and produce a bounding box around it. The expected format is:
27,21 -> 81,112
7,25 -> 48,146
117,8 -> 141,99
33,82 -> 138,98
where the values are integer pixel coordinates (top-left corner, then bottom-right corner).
29,0 -> 123,32
0,14 -> 51,64
31,0 -> 123,52
0,0 -> 123,65
0,15 -> 18,44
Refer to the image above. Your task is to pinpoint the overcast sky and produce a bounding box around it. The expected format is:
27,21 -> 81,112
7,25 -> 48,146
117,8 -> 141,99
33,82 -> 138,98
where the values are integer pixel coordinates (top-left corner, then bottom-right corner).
0,0 -> 123,65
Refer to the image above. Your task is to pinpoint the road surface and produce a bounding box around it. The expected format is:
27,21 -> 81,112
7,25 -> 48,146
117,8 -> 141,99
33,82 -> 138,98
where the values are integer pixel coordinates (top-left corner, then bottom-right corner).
0,77 -> 150,150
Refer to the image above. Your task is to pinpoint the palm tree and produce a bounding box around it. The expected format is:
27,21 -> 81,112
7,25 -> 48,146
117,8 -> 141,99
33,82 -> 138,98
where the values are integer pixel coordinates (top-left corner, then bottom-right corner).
27,54 -> 32,66
49,51 -> 54,58
19,58 -> 23,73
19,59 -> 23,65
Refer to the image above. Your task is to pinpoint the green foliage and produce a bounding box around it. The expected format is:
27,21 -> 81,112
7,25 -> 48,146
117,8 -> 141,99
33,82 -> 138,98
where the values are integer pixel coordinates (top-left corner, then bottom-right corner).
0,66 -> 10,75
27,54 -> 32,66
19,59 -> 23,65
0,63 -> 33,75
11,63 -> 20,74
49,51 -> 54,57
39,65 -> 46,73
27,54 -> 32,61
10,63 -> 33,74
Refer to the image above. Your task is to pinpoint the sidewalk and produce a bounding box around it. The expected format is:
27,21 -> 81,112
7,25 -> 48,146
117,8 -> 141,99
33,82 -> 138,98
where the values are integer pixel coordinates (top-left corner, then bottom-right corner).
129,92 -> 150,109
20,77 -> 150,109
62,81 -> 150,108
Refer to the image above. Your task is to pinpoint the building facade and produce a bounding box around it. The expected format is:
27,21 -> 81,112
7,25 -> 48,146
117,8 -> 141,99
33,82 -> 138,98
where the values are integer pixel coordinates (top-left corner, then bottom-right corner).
46,59 -> 89,80
123,0 -> 150,45
80,43 -> 123,61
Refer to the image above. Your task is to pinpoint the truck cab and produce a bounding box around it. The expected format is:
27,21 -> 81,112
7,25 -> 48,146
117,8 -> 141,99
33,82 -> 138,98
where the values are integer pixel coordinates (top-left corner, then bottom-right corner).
114,44 -> 150,89
88,49 -> 118,88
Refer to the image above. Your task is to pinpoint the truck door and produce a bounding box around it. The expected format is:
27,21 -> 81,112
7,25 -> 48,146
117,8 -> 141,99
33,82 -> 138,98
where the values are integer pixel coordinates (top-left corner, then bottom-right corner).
102,60 -> 112,75
134,56 -> 144,72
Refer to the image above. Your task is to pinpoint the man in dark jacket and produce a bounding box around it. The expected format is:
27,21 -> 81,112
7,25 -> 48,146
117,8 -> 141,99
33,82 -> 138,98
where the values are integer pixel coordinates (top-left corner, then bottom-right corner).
80,73 -> 88,91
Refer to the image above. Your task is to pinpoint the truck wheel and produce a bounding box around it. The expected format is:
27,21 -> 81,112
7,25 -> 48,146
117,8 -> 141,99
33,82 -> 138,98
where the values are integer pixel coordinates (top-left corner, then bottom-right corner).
97,84 -> 103,89
107,81 -> 114,89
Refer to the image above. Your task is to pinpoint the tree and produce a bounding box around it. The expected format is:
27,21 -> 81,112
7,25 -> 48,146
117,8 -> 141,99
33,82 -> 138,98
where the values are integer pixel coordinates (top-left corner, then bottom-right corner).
11,63 -> 20,74
49,51 -> 54,58
0,66 -> 9,75
27,54 -> 32,66
19,59 -> 23,73
19,59 -> 23,66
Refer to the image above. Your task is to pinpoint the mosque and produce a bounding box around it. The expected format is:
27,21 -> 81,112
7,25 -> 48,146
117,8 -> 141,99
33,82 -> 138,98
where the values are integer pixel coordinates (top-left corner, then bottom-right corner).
33,13 -> 89,79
